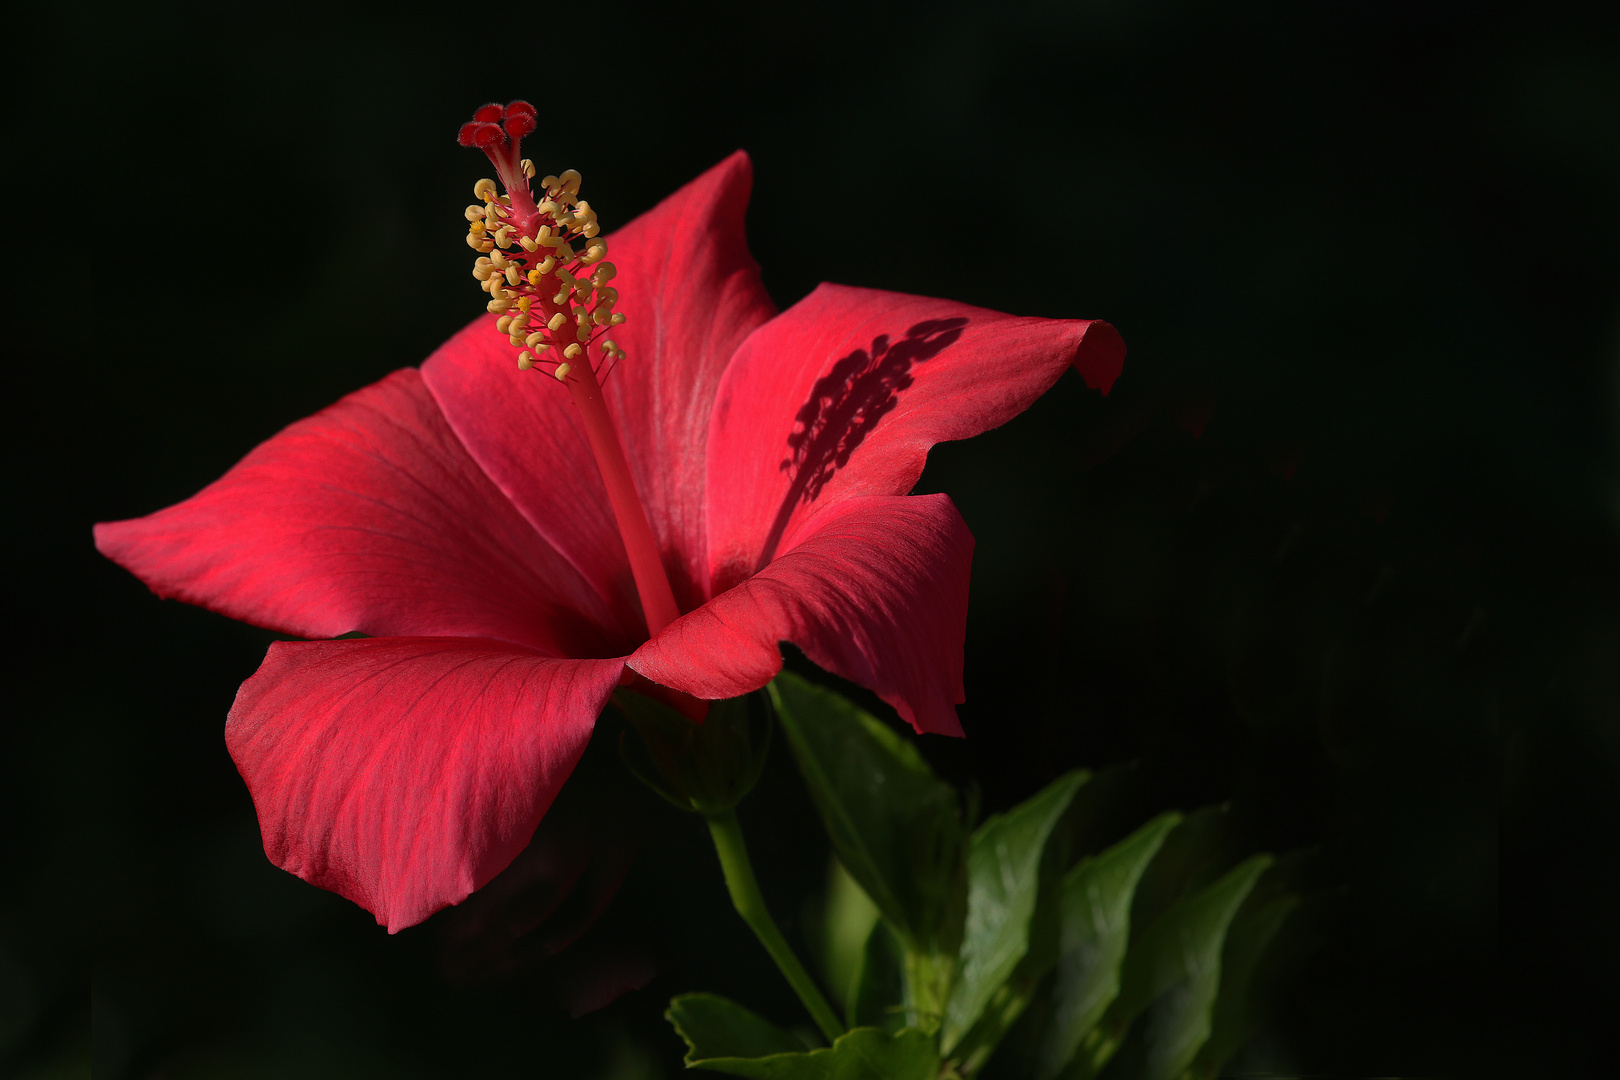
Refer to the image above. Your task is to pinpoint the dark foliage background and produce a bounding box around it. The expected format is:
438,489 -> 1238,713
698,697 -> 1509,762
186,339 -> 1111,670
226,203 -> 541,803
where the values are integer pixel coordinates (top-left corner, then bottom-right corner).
4,0 -> 1615,1075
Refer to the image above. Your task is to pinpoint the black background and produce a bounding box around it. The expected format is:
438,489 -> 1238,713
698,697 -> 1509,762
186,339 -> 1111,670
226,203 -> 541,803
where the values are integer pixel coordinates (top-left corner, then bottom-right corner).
5,1 -> 1617,1075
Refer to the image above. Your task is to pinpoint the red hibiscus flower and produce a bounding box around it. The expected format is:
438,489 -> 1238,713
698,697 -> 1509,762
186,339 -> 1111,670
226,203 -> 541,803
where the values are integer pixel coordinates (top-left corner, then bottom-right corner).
95,105 -> 1123,933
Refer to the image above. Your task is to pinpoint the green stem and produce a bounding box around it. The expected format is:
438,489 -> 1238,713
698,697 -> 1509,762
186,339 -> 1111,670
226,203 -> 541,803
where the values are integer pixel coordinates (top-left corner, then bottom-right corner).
706,809 -> 845,1044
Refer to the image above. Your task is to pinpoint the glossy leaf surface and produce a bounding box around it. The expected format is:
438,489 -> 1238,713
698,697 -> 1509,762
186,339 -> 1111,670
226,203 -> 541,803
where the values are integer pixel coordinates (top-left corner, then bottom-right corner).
942,770 -> 1089,1050
770,672 -> 967,954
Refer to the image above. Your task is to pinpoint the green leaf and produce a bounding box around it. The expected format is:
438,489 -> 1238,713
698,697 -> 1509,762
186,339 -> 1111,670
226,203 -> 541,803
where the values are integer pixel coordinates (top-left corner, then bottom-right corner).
666,994 -> 805,1061
1186,891 -> 1299,1077
809,858 -> 882,1014
1187,851 -> 1315,1076
769,672 -> 967,955
942,770 -> 1089,1052
847,919 -> 906,1032
1085,854 -> 1273,1080
667,995 -> 939,1079
1035,812 -> 1181,1080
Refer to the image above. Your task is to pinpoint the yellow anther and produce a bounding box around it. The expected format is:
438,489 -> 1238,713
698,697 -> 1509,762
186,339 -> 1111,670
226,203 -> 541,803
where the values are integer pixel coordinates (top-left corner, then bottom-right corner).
495,226 -> 514,248
538,200 -> 560,218
593,308 -> 610,326
469,219 -> 486,236
526,331 -> 547,349
481,277 -> 495,293
547,312 -> 567,331
591,264 -> 616,285
497,314 -> 513,333
490,250 -> 510,269
518,351 -> 534,370
551,285 -> 567,305
504,265 -> 521,287
519,235 -> 540,252
603,339 -> 617,353
510,312 -> 529,332
538,256 -> 556,275
556,267 -> 576,285
520,159 -> 536,179
582,221 -> 601,238
464,204 -> 485,222
579,238 -> 607,264
483,204 -> 499,227
541,175 -> 561,195
554,362 -> 571,380
466,233 -> 489,250
563,343 -> 583,359
472,265 -> 493,281
559,170 -> 582,195
510,334 -> 526,347
474,178 -> 497,201
488,298 -> 512,314
489,283 -> 510,301
610,312 -> 626,325
596,286 -> 618,307
576,323 -> 591,343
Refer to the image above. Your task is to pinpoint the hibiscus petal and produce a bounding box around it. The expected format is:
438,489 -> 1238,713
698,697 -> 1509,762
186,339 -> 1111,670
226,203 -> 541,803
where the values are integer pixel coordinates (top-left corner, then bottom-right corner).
704,284 -> 1124,591
225,636 -> 626,932
94,370 -> 625,657
627,494 -> 973,737
423,152 -> 777,621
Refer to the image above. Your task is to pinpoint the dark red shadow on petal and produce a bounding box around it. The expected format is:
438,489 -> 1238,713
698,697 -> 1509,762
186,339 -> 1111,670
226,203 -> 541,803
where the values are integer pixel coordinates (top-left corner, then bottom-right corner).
436,762 -> 649,1006
758,316 -> 969,568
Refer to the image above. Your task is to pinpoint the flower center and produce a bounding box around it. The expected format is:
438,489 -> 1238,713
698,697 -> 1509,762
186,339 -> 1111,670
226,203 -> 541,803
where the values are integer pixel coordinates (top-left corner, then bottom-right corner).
458,101 -> 682,639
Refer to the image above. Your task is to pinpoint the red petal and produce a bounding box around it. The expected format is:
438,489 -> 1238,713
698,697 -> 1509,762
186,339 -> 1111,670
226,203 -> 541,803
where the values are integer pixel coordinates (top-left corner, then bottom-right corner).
423,152 -> 776,616
627,494 -> 972,737
703,285 -> 1123,591
94,369 -> 626,656
227,637 -> 625,931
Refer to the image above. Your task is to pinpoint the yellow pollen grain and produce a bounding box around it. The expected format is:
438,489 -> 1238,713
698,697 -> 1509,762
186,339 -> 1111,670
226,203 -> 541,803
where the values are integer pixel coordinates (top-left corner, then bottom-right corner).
518,296 -> 533,313
527,268 -> 543,286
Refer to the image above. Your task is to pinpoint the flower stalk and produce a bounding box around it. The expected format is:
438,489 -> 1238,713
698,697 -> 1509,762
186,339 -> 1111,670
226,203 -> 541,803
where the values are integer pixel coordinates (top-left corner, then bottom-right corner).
706,809 -> 846,1044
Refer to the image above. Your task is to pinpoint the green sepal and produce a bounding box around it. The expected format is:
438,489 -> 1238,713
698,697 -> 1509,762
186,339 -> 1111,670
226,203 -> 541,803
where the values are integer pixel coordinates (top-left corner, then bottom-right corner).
769,673 -> 968,958
614,689 -> 771,814
667,994 -> 939,1079
941,769 -> 1090,1053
